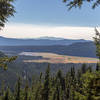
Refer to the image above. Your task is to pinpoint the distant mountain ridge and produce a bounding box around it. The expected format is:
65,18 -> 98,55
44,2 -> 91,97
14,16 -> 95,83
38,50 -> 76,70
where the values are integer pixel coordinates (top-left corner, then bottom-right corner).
37,36 -> 64,40
0,36 -> 90,46
0,41 -> 96,58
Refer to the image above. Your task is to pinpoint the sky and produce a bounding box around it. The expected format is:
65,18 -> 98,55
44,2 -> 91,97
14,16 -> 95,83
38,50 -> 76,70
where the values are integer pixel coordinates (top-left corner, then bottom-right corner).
0,0 -> 100,40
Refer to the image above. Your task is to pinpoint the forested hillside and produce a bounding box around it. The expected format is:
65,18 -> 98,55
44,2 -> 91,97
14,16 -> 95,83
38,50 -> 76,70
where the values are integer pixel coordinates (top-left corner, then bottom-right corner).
0,42 -> 97,58
0,64 -> 100,100
0,36 -> 89,46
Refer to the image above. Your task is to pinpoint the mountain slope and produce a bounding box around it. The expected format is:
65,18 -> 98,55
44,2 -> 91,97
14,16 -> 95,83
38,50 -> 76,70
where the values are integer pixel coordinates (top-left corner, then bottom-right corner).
0,36 -> 90,46
0,42 -> 97,58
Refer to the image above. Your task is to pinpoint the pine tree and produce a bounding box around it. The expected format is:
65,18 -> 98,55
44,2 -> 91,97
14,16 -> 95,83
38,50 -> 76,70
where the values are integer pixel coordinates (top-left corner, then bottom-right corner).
77,69 -> 81,84
34,72 -> 42,100
63,0 -> 100,9
56,85 -> 60,100
41,64 -> 50,100
0,81 -> 5,96
0,0 -> 15,28
65,72 -> 72,100
81,63 -> 87,74
0,56 -> 17,70
93,28 -> 100,59
15,77 -> 21,100
87,65 -> 92,73
34,87 -> 40,100
56,70 -> 65,90
71,67 -> 75,81
96,62 -> 100,71
24,81 -> 29,100
52,90 -> 56,100
3,87 -> 9,100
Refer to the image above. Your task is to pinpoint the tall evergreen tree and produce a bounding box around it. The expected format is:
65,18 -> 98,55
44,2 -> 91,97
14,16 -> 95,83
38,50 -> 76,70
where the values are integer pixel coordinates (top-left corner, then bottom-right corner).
94,28 -> 100,71
34,73 -> 43,100
87,65 -> 92,73
56,70 -> 65,90
71,67 -> 75,81
15,77 -> 21,100
0,81 -> 5,96
81,63 -> 87,74
3,87 -> 9,100
24,81 -> 29,100
94,28 -> 100,60
56,85 -> 60,100
41,64 -> 50,100
96,62 -> 100,71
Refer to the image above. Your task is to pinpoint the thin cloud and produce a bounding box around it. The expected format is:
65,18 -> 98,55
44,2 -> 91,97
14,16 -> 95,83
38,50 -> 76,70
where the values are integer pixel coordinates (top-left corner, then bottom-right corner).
0,23 -> 97,40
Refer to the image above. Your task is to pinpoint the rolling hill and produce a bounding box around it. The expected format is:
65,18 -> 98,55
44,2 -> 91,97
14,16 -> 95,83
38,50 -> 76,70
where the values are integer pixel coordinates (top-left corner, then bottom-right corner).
0,36 -> 90,46
0,42 -> 97,58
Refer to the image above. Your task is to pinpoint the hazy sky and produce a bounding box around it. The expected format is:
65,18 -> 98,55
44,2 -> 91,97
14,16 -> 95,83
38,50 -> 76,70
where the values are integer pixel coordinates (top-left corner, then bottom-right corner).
0,0 -> 100,40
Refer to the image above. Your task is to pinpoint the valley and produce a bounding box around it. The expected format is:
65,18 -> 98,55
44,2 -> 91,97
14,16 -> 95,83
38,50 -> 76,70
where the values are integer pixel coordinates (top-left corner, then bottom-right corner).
20,52 -> 98,64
